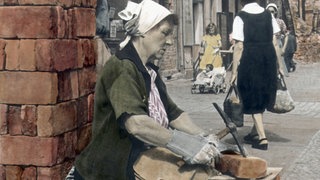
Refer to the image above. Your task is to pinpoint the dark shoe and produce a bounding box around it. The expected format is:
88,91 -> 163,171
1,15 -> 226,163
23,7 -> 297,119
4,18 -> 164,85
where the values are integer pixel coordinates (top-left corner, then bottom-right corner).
243,133 -> 258,143
252,138 -> 268,150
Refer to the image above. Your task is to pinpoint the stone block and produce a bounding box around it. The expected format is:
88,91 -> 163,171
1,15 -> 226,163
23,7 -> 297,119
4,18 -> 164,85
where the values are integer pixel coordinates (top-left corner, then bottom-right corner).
0,136 -> 59,166
0,71 -> 58,105
37,101 -> 77,137
217,154 -> 267,179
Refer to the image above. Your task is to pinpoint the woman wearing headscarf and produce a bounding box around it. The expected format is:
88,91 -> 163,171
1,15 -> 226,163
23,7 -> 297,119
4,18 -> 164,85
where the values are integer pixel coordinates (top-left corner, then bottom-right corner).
231,0 -> 282,150
67,0 -> 220,179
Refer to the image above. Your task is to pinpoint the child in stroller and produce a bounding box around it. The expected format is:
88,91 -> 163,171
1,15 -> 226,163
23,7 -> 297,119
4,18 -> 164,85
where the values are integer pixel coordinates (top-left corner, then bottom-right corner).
191,64 -> 227,94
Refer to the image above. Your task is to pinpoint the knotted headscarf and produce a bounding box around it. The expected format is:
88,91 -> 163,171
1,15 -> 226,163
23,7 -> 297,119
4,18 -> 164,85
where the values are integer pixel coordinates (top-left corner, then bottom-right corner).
118,0 -> 172,49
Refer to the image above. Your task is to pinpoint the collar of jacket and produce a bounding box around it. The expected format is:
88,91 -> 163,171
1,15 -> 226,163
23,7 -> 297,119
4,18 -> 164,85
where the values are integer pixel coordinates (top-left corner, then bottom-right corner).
115,41 -> 160,95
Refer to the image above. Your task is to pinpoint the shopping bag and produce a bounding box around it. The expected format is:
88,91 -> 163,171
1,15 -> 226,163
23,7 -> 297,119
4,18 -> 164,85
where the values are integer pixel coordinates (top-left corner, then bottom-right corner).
223,84 -> 243,127
268,74 -> 295,113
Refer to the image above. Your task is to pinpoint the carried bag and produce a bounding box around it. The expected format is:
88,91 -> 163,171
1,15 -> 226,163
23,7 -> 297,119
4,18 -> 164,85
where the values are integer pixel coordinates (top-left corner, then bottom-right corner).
223,84 -> 243,127
269,74 -> 295,113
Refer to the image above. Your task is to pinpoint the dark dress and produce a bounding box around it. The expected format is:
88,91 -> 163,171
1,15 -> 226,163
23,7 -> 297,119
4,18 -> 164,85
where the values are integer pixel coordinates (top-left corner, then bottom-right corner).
237,10 -> 278,114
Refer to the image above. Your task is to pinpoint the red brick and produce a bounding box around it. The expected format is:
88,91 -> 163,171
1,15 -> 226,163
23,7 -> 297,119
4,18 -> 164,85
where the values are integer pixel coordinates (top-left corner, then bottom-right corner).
0,136 -> 58,166
21,105 -> 37,136
88,93 -> 94,123
69,8 -> 95,38
78,66 -> 96,96
4,40 -> 37,71
37,164 -> 63,180
19,40 -> 37,71
217,154 -> 267,179
76,124 -> 92,154
5,166 -> 22,180
0,40 -> 6,70
71,71 -> 79,99
21,167 -> 36,180
6,105 -> 37,136
5,40 -> 19,70
58,70 -> 79,101
0,71 -> 58,105
78,39 -> 95,67
2,0 -> 18,5
0,104 -> 8,134
57,131 -> 77,163
7,106 -> 22,135
13,0 -> 96,7
76,96 -> 88,126
0,6 -> 66,38
0,165 -> 5,179
35,39 -> 78,72
37,101 -> 77,137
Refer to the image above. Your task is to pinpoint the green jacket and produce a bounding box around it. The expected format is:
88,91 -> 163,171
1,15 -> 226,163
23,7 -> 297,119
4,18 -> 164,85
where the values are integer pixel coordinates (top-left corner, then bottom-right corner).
75,42 -> 183,179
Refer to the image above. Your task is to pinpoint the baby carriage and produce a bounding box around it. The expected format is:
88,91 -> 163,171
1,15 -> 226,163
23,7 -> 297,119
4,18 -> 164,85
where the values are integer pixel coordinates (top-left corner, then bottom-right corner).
191,66 -> 227,94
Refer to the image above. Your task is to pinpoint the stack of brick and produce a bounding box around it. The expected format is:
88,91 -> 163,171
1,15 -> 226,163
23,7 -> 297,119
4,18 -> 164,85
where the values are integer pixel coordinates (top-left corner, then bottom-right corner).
0,0 -> 96,179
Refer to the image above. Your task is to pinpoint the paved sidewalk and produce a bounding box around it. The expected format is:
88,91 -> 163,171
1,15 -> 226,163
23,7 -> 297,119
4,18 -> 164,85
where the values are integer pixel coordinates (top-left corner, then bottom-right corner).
283,130 -> 320,180
164,61 -> 320,179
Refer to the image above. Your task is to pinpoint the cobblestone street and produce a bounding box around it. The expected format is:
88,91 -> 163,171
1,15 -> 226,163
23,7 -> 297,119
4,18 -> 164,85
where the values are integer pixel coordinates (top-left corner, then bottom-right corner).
165,61 -> 320,179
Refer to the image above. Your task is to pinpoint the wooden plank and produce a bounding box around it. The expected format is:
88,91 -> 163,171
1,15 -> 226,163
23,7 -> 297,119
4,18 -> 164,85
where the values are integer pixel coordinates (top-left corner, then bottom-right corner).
209,167 -> 282,180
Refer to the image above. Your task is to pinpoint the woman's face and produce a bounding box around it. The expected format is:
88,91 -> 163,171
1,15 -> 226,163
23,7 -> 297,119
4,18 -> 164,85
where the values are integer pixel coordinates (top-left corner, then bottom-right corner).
143,21 -> 174,60
208,24 -> 216,35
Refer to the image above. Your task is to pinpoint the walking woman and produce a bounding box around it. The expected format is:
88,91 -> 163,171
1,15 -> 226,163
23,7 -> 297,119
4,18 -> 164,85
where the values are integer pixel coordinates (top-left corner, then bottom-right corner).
231,0 -> 282,150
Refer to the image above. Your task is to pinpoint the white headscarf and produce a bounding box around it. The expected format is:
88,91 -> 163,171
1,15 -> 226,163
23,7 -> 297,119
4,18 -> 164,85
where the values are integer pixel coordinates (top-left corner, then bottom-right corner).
118,0 -> 172,49
266,3 -> 278,12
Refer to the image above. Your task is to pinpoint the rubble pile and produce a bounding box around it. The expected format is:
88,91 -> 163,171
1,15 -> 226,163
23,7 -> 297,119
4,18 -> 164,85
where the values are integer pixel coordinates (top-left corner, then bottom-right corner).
295,33 -> 320,63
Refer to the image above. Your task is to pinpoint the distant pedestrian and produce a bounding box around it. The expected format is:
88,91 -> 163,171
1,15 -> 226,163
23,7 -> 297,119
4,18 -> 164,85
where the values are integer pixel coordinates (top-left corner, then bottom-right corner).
282,29 -> 297,72
231,0 -> 283,150
199,23 -> 223,70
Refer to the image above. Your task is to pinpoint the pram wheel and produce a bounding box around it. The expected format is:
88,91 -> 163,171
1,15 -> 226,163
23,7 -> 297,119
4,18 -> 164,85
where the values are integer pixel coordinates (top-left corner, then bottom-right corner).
191,84 -> 197,94
199,85 -> 205,93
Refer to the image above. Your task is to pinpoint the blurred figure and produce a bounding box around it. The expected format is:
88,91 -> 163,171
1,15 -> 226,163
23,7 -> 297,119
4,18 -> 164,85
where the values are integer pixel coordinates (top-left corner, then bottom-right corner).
199,23 -> 223,70
282,29 -> 297,72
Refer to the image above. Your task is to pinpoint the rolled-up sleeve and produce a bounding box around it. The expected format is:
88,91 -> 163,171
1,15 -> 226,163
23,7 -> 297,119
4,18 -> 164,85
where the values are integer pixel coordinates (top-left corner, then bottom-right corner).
232,16 -> 244,41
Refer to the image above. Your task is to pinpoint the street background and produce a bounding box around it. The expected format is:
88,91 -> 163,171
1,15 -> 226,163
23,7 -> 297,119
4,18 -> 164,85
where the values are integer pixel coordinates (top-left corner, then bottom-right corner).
165,61 -> 320,179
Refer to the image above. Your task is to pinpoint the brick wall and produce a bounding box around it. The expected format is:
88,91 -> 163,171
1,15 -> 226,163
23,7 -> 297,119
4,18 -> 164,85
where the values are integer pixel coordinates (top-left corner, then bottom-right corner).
0,1 -> 96,179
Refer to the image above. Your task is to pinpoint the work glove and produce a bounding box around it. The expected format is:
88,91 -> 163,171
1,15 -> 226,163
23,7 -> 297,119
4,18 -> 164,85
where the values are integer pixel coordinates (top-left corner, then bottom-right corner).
166,130 -> 221,165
